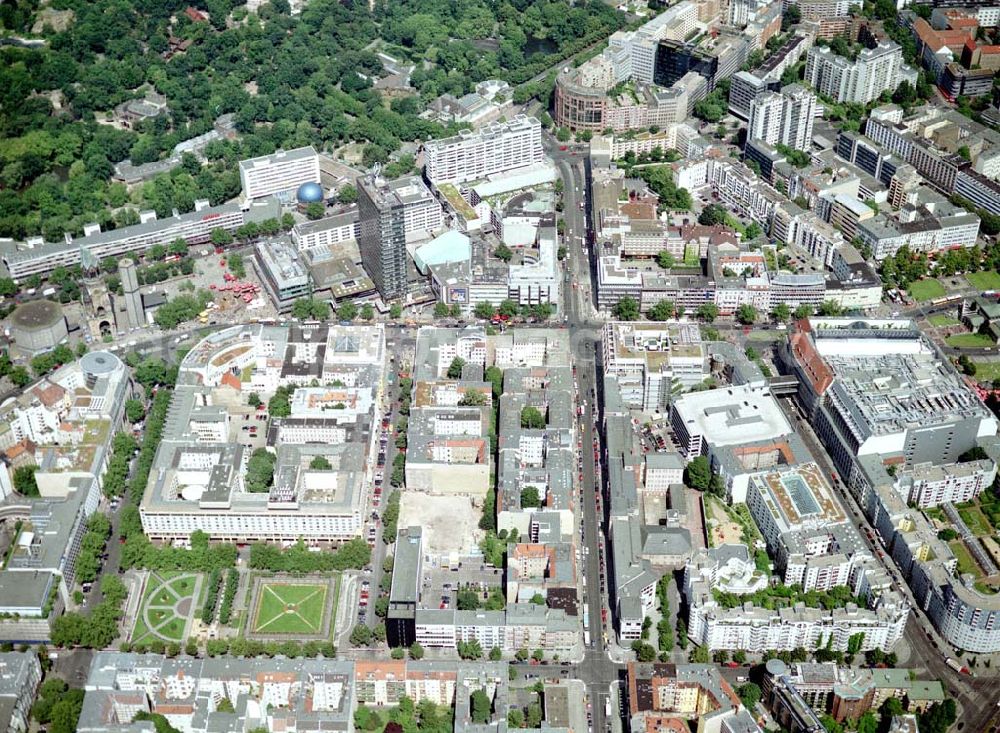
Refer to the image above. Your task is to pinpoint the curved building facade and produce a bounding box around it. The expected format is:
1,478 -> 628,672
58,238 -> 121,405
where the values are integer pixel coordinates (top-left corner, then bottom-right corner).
554,73 -> 609,132
8,299 -> 68,355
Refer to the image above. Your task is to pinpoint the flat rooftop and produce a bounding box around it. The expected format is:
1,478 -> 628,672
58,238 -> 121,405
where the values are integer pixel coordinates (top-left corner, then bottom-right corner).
749,462 -> 846,533
672,384 -> 791,446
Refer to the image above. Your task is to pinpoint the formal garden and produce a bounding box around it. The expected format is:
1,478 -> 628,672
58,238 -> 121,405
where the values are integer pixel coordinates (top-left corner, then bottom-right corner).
130,571 -> 202,645
246,574 -> 339,641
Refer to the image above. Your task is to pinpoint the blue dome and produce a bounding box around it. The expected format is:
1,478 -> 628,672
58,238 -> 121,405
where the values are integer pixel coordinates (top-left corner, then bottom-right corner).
296,182 -> 324,203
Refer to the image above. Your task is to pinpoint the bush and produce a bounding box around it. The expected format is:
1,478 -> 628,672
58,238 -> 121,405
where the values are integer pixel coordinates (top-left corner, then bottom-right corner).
218,569 -> 239,625
200,569 -> 222,624
249,538 -> 371,573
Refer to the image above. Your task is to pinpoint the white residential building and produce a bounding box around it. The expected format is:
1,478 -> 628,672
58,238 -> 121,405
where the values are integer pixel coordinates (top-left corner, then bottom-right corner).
239,146 -> 321,200
805,42 -> 910,105
424,116 -> 544,185
748,82 -> 816,149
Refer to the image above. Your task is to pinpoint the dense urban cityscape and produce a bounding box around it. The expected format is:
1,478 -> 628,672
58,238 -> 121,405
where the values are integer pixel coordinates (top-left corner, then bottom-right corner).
1,0 -> 1000,732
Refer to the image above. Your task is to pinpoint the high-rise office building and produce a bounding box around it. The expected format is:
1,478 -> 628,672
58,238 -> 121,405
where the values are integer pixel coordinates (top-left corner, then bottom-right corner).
357,175 -> 442,300
358,176 -> 407,301
653,40 -> 719,89
386,526 -> 422,648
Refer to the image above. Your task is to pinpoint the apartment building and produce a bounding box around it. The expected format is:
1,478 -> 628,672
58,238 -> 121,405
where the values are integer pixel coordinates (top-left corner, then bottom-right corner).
424,116 -> 543,185
805,42 -> 913,104
2,199 -> 279,283
854,195 -> 980,260
748,84 -> 816,149
238,146 -> 321,200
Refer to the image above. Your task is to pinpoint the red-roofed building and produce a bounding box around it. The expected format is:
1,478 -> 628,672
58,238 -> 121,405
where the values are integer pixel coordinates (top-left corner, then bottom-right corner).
220,371 -> 242,391
962,38 -> 1000,71
184,6 -> 208,21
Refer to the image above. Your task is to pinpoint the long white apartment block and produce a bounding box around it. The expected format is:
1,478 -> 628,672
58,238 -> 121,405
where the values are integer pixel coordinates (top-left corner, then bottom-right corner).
424,116 -> 544,186
239,146 -> 321,200
2,199 -> 279,283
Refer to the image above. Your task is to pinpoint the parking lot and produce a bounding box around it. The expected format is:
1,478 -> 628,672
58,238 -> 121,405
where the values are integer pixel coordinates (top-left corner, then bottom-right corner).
420,559 -> 505,612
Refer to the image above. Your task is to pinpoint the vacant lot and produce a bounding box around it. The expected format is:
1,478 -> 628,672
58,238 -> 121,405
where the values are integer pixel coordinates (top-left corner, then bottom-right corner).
400,492 -> 482,555
907,279 -> 946,302
253,582 -> 329,635
946,333 -> 995,348
966,271 -> 1000,291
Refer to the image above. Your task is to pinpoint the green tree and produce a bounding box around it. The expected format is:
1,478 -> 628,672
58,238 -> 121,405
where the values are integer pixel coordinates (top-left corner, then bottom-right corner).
612,296 -> 640,321
647,300 -> 675,321
245,448 -> 276,493
409,642 -> 424,659
13,465 -> 39,497
736,304 -> 758,324
305,202 -> 325,220
470,689 -> 492,724
337,301 -> 358,321
498,299 -> 519,317
631,641 -> 657,662
310,456 -> 332,470
457,639 -> 483,659
434,302 -> 450,318
817,299 -> 842,316
350,624 -> 373,647
738,682 -> 761,709
689,645 -> 710,663
338,185 -> 358,204
656,251 -> 675,269
125,398 -> 145,423
794,304 -> 814,319
495,243 -> 513,262
447,357 -> 466,379
473,302 -> 496,319
520,486 -> 541,508
772,303 -> 791,322
520,406 -> 546,429
699,204 -> 728,226
684,456 -> 712,491
696,303 -> 719,322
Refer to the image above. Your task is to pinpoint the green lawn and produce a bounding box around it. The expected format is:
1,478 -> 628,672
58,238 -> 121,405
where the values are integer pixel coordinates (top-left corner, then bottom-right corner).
949,540 -> 983,578
253,582 -> 328,634
972,361 -> 1000,381
946,333 -> 995,348
966,271 -> 1000,291
157,617 -> 188,642
959,507 -> 993,537
928,314 -> 960,327
907,279 -> 947,302
131,571 -> 199,645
